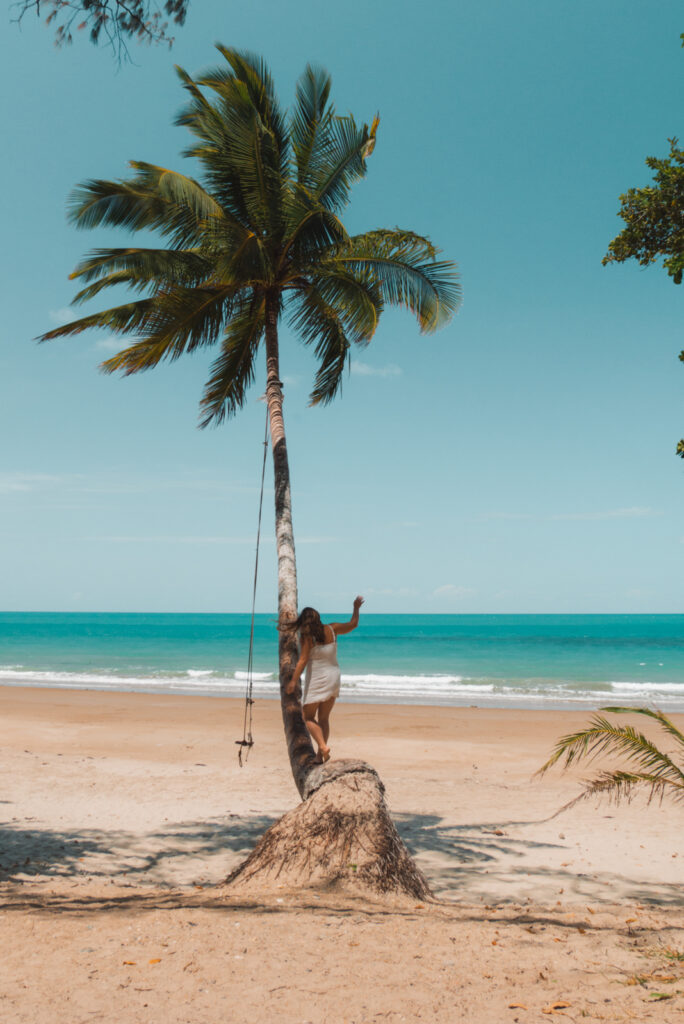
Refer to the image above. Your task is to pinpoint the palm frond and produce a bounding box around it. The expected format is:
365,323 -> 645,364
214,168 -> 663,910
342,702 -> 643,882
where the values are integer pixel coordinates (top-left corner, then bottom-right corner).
207,46 -> 288,162
70,248 -> 213,301
602,706 -> 684,752
539,705 -> 684,808
313,114 -> 376,212
571,770 -> 684,807
539,712 -> 684,783
308,267 -> 382,344
68,165 -> 227,248
72,269 -> 152,303
280,189 -> 349,268
100,285 -> 239,374
187,80 -> 284,243
288,287 -> 350,404
174,64 -> 250,228
39,297 -> 160,342
198,292 -> 265,426
290,64 -> 334,190
41,49 -> 460,437
176,48 -> 288,239
326,229 -> 460,332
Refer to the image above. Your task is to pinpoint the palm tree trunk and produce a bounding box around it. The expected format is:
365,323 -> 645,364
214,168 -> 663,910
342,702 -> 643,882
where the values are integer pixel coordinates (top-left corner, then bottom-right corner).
227,296 -> 432,897
264,290 -> 316,797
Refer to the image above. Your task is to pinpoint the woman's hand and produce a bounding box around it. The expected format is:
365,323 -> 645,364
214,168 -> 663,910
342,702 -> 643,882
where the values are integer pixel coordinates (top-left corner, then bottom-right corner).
353,595 -> 365,610
285,680 -> 297,695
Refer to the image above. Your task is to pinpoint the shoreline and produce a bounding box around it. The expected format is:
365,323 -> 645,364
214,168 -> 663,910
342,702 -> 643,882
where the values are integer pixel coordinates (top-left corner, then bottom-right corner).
3,678 -> 684,713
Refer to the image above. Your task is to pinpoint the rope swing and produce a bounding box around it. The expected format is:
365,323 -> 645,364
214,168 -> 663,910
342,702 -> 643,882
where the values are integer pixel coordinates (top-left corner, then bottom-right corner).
236,405 -> 270,766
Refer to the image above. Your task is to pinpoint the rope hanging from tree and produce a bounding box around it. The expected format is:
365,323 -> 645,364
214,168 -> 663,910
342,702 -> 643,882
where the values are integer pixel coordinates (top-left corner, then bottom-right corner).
236,405 -> 270,766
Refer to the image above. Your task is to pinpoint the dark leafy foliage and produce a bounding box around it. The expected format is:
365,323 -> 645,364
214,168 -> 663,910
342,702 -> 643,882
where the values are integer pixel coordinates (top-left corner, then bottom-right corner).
603,138 -> 684,286
39,47 -> 460,424
13,0 -> 188,60
603,35 -> 684,458
603,136 -> 684,458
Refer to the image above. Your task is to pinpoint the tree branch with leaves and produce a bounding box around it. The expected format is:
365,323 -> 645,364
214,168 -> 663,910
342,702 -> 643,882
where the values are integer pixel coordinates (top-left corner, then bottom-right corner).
603,33 -> 684,457
12,0 -> 188,61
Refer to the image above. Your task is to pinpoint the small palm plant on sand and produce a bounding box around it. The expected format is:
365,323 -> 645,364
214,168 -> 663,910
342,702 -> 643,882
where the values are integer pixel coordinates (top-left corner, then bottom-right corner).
539,706 -> 684,808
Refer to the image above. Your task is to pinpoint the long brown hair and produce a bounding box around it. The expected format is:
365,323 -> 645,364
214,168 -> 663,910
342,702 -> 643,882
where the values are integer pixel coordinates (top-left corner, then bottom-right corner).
280,606 -> 326,644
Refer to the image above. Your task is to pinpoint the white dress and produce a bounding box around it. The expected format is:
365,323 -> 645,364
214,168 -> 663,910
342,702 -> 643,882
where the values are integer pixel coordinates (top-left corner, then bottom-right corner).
303,626 -> 341,704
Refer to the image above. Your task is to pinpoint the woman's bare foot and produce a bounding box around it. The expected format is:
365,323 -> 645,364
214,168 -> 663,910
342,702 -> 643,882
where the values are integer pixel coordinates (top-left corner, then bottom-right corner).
314,746 -> 331,764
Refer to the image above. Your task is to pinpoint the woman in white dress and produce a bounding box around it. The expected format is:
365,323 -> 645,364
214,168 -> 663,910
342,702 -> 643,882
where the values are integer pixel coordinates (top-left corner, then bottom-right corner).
285,596 -> 364,762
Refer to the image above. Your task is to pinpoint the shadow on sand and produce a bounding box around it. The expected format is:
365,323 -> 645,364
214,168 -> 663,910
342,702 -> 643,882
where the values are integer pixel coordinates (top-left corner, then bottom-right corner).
1,809 -> 682,912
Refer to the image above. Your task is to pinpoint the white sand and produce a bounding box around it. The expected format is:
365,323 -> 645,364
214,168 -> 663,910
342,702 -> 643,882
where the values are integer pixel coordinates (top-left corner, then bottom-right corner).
1,687 -> 683,1022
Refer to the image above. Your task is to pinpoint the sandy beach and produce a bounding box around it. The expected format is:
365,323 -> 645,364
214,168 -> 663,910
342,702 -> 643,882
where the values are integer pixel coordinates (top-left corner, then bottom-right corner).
1,685 -> 683,1023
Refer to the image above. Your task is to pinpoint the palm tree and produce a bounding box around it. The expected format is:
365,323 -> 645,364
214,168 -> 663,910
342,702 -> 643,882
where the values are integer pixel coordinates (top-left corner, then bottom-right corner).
539,706 -> 684,807
40,46 -> 460,801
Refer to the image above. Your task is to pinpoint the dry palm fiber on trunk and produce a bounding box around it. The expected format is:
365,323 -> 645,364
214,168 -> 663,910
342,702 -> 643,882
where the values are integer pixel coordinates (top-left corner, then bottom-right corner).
223,760 -> 431,898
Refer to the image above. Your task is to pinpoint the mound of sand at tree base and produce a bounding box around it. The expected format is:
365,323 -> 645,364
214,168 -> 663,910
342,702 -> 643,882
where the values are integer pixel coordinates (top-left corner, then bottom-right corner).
224,760 -> 431,897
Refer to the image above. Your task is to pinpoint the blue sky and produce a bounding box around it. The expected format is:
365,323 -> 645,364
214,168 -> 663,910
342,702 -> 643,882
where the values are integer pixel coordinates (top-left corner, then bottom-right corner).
1,0 -> 683,613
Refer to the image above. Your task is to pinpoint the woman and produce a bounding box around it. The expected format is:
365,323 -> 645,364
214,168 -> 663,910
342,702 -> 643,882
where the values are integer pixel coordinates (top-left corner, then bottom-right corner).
284,596 -> 364,762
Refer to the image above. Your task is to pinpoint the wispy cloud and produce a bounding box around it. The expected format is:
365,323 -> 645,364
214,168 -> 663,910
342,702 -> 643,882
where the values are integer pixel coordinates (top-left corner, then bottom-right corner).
48,307 -> 75,325
480,511 -> 533,521
98,535 -> 265,545
93,337 -> 123,353
350,360 -> 402,378
481,507 -> 658,523
365,586 -> 418,597
550,507 -> 658,521
1,470 -> 264,501
79,477 -> 263,497
433,584 -> 474,598
96,534 -> 338,545
0,472 -> 66,494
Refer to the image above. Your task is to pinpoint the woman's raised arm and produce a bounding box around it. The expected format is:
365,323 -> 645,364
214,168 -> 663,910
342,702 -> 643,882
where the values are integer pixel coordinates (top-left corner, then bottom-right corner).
332,595 -> 364,636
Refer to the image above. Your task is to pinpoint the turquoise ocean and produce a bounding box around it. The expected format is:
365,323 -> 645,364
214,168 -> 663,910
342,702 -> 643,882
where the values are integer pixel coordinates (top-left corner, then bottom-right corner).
1,613 -> 684,710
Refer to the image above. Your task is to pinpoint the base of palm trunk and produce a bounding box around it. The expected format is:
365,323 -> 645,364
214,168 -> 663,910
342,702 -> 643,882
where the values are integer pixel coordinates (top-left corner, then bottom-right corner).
223,760 -> 431,899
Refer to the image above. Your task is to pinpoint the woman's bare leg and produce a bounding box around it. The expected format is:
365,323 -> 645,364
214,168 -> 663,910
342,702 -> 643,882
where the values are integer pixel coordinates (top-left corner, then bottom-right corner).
303,702 -> 330,760
317,696 -> 336,746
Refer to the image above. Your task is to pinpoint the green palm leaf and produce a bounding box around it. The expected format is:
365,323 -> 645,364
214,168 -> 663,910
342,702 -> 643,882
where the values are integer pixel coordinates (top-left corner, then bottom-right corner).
40,45 -> 459,427
539,706 -> 684,808
310,268 -> 382,343
602,705 -> 684,752
280,189 -> 349,267
328,229 -> 461,332
574,770 -> 684,806
199,293 -> 265,426
313,113 -> 377,212
68,164 -> 226,248
289,287 -> 351,405
207,46 -> 288,162
70,248 -> 213,302
102,285 -> 239,373
40,296 -> 161,341
290,65 -> 334,190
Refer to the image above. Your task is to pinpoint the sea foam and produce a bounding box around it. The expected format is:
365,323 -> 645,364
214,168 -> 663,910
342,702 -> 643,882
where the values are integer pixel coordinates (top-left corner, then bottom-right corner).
2,664 -> 684,709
